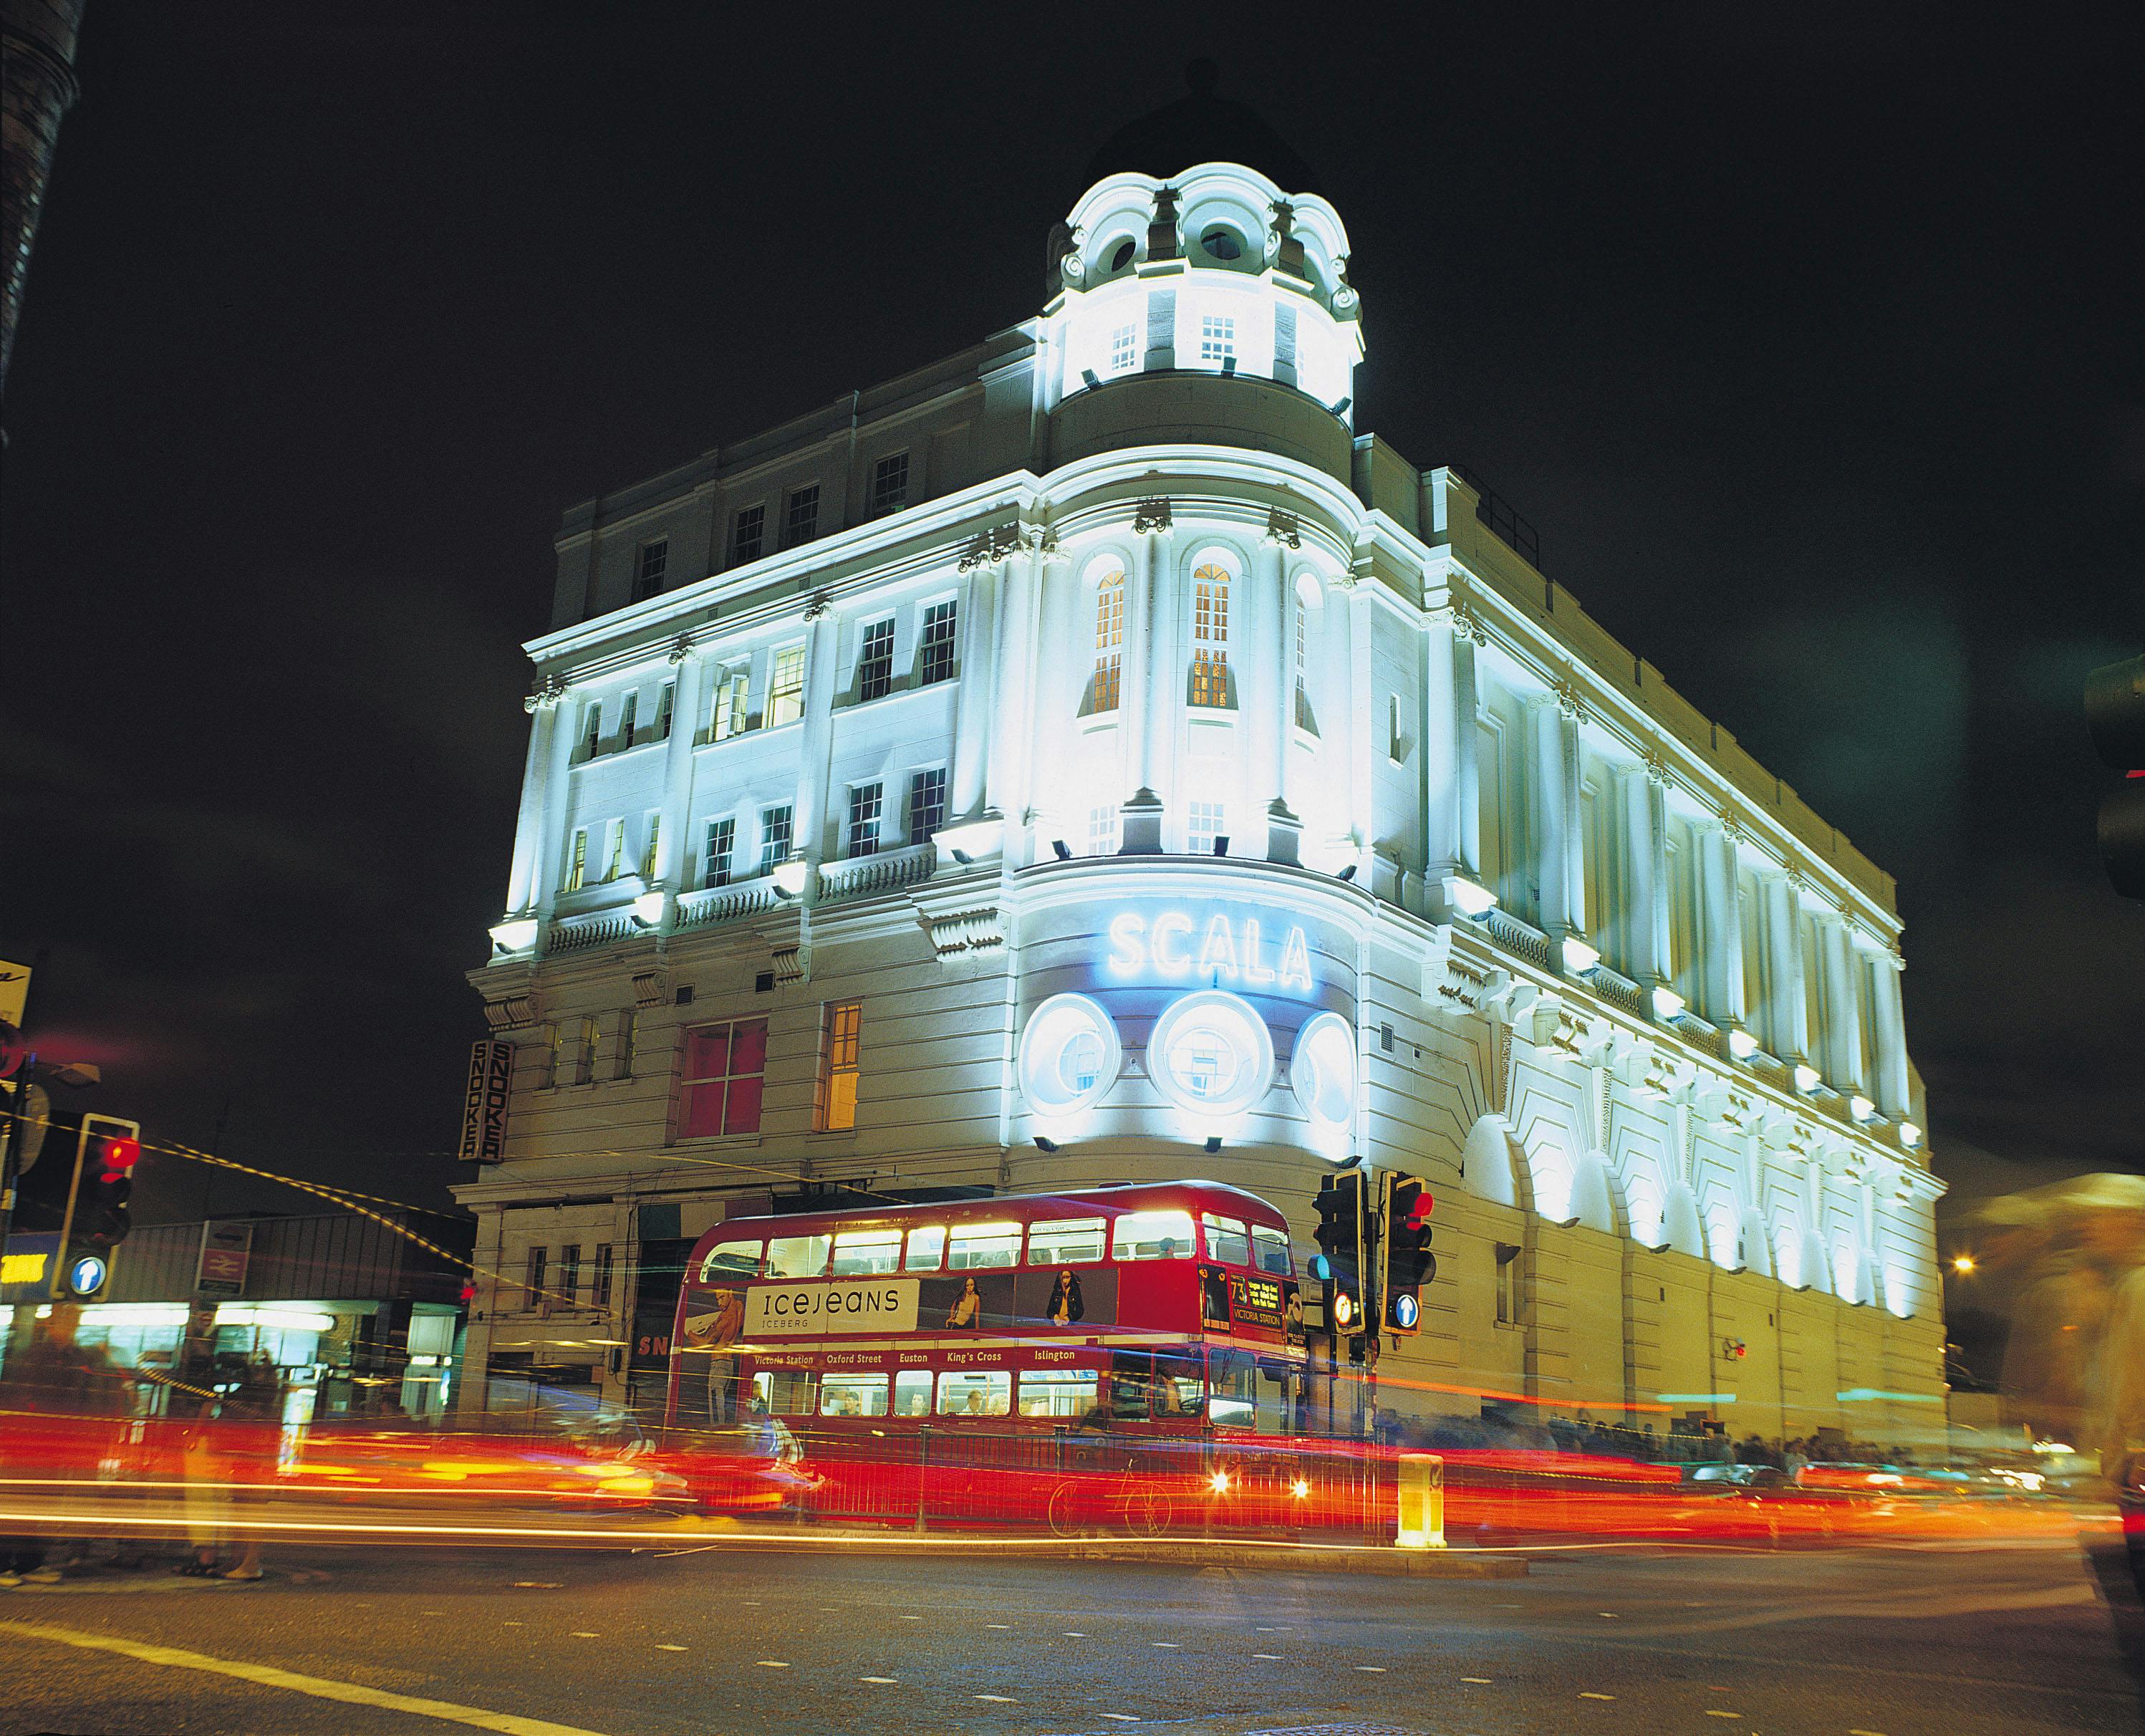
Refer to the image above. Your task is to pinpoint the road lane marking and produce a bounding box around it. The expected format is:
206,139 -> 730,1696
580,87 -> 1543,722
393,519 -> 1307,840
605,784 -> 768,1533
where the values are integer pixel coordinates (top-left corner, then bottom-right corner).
569,1632 -> 598,1639
1849,1730 -> 1890,1735
755,1660 -> 790,1668
655,1645 -> 688,1653
1704,1712 -> 1740,1719
0,1620 -> 610,1736
985,1623 -> 1012,1629
860,1677 -> 899,1684
976,1694 -> 1017,1702
1063,1631 -> 1086,1637
1253,1654 -> 1283,1660
1356,1665 -> 1387,1672
1462,1677 -> 1493,1684
1152,1641 -> 1179,1649
1580,1692 -> 1616,1700
1102,1716 -> 1139,1723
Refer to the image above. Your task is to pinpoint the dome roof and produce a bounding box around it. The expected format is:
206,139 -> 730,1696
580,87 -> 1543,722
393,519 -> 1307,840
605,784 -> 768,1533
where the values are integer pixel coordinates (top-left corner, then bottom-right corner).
1084,60 -> 1324,198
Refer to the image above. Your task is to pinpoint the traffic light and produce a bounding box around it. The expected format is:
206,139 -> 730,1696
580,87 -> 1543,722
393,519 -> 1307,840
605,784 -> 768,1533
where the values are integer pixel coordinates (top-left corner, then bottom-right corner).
87,1124 -> 142,1248
2087,655 -> 2145,901
1381,1173 -> 1435,1333
1311,1171 -> 1366,1341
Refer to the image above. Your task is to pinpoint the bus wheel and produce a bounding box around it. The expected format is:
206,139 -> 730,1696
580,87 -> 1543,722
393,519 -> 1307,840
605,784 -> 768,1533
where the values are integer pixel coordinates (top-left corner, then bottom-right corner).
1047,1483 -> 1084,1539
1121,1489 -> 1172,1538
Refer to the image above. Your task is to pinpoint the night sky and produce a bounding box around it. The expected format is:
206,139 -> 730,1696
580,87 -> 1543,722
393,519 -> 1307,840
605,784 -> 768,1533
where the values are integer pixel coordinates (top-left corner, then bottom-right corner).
3,2 -> 2138,1232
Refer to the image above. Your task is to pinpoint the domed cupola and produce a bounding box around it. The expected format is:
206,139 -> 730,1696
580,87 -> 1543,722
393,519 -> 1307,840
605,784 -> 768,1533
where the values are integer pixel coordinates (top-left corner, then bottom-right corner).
1041,65 -> 1362,478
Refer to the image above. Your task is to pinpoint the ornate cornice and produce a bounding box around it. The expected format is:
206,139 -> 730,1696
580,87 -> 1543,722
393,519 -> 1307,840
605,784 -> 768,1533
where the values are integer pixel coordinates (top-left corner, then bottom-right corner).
802,590 -> 832,621
958,525 -> 1023,571
524,674 -> 567,713
664,633 -> 693,666
1132,497 -> 1173,536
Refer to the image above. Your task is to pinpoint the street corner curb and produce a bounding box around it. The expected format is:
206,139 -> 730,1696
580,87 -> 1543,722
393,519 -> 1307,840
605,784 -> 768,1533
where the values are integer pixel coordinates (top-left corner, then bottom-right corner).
1061,1543 -> 1530,1577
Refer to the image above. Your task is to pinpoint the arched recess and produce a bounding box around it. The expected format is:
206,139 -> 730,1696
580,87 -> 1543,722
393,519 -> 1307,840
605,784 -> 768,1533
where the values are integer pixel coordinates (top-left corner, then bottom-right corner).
1791,1220 -> 1833,1294
1460,1113 -> 1522,1208
1182,542 -> 1245,711
1565,1149 -> 1617,1236
1659,1181 -> 1706,1259
1077,551 -> 1130,719
1290,570 -> 1325,738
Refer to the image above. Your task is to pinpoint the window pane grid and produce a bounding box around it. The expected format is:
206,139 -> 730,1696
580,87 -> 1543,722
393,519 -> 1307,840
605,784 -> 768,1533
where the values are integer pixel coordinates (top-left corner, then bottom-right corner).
857,619 -> 895,702
731,505 -> 764,564
871,452 -> 909,514
816,999 -> 862,1132
1200,314 -> 1235,362
768,647 -> 805,726
679,1017 -> 768,1138
908,767 -> 947,845
847,782 -> 882,857
1093,572 -> 1124,710
759,806 -> 792,874
704,818 -> 736,888
635,539 -> 668,601
784,485 -> 820,546
919,601 -> 957,685
1109,324 -> 1137,372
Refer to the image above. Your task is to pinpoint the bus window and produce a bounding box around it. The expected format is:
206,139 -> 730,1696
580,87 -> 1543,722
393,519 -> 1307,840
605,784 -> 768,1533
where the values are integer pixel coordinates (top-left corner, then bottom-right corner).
1251,1225 -> 1292,1276
1109,1351 -> 1152,1419
1112,1209 -> 1195,1261
947,1223 -> 1022,1270
892,1369 -> 932,1416
755,1368 -> 816,1417
1208,1347 -> 1273,1431
830,1229 -> 902,1276
1027,1217 -> 1106,1266
1200,1266 -> 1230,1328
1202,1215 -> 1250,1267
903,1225 -> 945,1272
937,1369 -> 1011,1417
766,1235 -> 831,1279
1153,1352 -> 1205,1420
819,1374 -> 888,1417
699,1240 -> 763,1281
1017,1367 -> 1098,1418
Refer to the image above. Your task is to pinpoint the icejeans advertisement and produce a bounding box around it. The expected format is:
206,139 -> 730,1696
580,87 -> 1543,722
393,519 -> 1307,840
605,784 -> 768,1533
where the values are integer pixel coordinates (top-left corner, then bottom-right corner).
744,1280 -> 921,1336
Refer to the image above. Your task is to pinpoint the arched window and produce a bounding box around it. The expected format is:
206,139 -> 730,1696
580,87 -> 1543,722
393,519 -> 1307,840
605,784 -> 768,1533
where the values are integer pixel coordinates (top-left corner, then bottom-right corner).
1190,561 -> 1230,708
1092,569 -> 1124,712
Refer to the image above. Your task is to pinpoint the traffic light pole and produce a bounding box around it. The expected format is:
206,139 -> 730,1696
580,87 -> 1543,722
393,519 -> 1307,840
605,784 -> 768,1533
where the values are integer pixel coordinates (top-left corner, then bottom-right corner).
47,1120 -> 91,1303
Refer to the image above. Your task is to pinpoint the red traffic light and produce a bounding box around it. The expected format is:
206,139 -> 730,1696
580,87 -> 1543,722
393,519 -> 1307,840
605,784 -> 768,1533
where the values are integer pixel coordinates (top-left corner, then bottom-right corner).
98,1135 -> 143,1179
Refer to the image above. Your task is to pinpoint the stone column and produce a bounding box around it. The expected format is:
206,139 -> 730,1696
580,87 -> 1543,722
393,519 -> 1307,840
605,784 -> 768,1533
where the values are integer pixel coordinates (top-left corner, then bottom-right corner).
1821,917 -> 1865,1094
1421,613 -> 1458,889
1765,873 -> 1809,1065
986,534 -> 1044,831
650,640 -> 706,904
1453,616 -> 1482,882
529,683 -> 580,915
506,683 -> 561,917
1341,571 -> 1375,872
1870,950 -> 1910,1117
1621,761 -> 1669,987
1132,498 -> 1175,808
1697,821 -> 1744,1026
793,597 -> 841,869
950,549 -> 1001,821
1252,520 -> 1290,826
1530,690 -> 1581,938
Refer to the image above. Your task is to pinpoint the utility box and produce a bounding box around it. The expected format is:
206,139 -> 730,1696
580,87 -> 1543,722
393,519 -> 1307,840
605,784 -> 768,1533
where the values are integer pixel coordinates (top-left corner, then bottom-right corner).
1395,1451 -> 1445,1549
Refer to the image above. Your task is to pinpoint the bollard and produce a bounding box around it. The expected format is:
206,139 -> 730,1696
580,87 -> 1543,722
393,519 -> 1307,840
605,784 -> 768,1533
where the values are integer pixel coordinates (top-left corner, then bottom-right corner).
1394,1451 -> 1445,1549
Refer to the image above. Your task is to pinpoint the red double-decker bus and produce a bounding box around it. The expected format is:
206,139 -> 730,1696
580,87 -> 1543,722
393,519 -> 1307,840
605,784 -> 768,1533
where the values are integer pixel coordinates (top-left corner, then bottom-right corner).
667,1180 -> 1304,1439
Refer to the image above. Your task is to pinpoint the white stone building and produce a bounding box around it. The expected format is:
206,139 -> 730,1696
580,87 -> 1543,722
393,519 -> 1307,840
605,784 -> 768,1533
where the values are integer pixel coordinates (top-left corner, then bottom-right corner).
456,147 -> 1945,1443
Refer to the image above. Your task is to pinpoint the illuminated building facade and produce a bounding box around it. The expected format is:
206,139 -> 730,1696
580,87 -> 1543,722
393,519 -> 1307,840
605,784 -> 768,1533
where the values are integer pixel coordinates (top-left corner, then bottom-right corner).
457,148 -> 1945,1440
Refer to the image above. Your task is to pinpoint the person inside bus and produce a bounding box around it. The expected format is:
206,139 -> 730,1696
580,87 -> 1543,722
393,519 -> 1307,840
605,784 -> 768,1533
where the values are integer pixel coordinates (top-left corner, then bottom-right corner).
1048,1268 -> 1084,1326
963,1390 -> 985,1417
945,1277 -> 981,1328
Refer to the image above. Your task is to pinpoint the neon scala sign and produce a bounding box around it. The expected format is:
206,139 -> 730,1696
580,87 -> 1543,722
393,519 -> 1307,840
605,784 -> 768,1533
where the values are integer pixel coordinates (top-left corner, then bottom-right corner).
1104,910 -> 1313,993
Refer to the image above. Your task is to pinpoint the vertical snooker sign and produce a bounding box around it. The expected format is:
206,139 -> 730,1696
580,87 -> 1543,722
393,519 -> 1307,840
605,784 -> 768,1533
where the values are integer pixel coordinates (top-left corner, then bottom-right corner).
458,1040 -> 512,1163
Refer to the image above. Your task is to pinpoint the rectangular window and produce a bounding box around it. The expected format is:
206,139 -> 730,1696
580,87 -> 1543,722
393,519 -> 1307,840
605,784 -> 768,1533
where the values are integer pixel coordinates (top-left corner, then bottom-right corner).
539,1023 -> 563,1089
847,781 -> 882,857
620,691 -> 639,745
768,645 -> 805,726
892,1369 -> 932,1417
816,1000 -> 862,1132
1018,1368 -> 1098,1419
634,539 -> 668,602
1191,562 -> 1230,710
731,503 -> 765,564
784,484 -> 820,547
903,1225 -> 945,1272
907,767 -> 947,846
756,1368 -> 817,1416
524,1245 -> 547,1310
857,619 -> 895,702
1187,800 -> 1226,857
558,1244 -> 582,1301
947,1222 -> 1022,1270
1251,1224 -> 1292,1277
1191,649 -> 1228,707
699,1240 -> 763,1280
766,1234 -> 831,1280
592,1243 -> 614,1307
1027,1217 -> 1107,1266
1200,1214 -> 1251,1267
577,1015 -> 599,1084
1495,1243 -> 1519,1325
704,817 -> 736,888
821,1373 -> 890,1418
937,1369 -> 1011,1417
614,1008 -> 637,1080
567,830 -> 588,892
582,703 -> 602,759
1093,572 -> 1124,710
655,683 -> 674,741
1109,324 -> 1137,372
870,451 -> 909,515
641,813 -> 660,881
678,1018 -> 768,1138
918,600 -> 957,685
1294,605 -> 1313,730
604,820 -> 626,882
1087,803 -> 1120,857
829,1229 -> 903,1276
1200,313 -> 1236,363
712,666 -> 751,739
759,806 -> 792,874
1112,1209 -> 1196,1261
